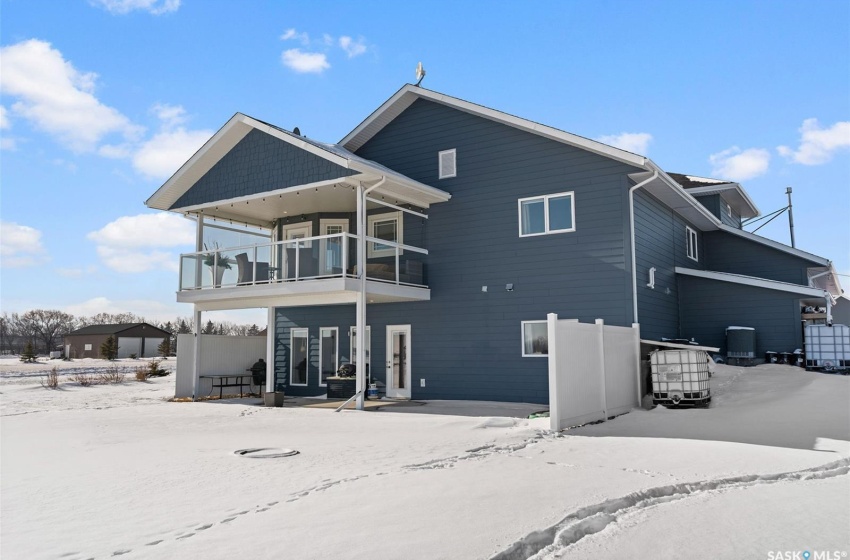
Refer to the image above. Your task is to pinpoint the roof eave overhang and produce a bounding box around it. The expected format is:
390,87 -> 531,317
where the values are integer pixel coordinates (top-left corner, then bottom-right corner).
340,85 -> 647,168
147,112 -> 449,217
683,184 -> 760,218
629,166 -> 721,231
675,267 -> 829,298
715,223 -> 830,266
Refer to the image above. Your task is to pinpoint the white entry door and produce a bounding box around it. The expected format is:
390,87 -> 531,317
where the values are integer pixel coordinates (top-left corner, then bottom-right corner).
385,325 -> 411,399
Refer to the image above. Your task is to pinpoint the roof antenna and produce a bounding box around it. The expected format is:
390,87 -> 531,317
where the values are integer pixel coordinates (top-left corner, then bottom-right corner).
415,62 -> 426,87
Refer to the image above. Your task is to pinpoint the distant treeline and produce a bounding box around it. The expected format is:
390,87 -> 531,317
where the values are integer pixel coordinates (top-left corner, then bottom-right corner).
0,310 -> 264,355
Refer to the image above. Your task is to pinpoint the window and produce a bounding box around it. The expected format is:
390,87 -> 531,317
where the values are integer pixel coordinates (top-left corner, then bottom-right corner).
518,192 -> 575,237
522,321 -> 548,357
319,327 -> 338,386
290,328 -> 308,386
438,149 -> 456,179
367,212 -> 403,258
349,326 -> 371,376
686,226 -> 698,261
84,344 -> 92,351
283,221 -> 313,249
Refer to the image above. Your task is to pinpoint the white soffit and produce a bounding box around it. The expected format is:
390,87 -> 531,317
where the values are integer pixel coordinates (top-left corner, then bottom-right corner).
635,171 -> 720,230
341,85 -> 647,168
675,267 -> 827,297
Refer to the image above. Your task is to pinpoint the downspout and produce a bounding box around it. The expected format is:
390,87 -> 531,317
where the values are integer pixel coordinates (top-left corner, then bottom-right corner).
629,168 -> 659,324
355,176 -> 386,411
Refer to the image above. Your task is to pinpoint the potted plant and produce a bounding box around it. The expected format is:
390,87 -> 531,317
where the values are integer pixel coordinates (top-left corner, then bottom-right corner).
202,242 -> 234,286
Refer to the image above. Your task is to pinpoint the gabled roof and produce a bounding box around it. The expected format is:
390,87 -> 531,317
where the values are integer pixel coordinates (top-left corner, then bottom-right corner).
340,84 -> 648,168
146,113 -> 450,214
66,323 -> 169,336
667,172 -> 759,219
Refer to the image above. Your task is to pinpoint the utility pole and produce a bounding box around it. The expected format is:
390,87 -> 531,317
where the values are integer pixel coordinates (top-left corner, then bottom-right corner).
786,187 -> 795,248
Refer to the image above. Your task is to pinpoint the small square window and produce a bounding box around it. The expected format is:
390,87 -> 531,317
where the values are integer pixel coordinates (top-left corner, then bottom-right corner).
84,344 -> 92,351
438,149 -> 456,179
686,226 -> 698,261
518,191 -> 575,237
522,321 -> 548,357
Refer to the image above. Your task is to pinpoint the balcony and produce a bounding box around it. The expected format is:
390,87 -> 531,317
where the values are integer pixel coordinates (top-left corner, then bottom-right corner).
176,233 -> 430,310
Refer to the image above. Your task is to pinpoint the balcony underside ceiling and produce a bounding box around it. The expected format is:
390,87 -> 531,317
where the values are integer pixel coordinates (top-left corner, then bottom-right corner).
177,278 -> 430,312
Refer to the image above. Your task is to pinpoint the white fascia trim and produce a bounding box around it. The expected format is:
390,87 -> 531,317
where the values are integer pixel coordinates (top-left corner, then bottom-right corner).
349,163 -> 451,204
341,85 -> 647,168
146,114 -> 250,210
640,163 -> 725,229
240,115 -> 352,168
683,183 -> 761,217
716,223 -> 829,265
675,267 -> 827,297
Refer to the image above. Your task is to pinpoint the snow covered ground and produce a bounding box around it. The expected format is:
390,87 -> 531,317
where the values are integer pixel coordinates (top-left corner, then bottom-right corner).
1,358 -> 848,559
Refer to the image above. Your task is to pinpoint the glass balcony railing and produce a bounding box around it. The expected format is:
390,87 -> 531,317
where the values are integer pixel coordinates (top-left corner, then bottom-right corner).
178,233 -> 427,291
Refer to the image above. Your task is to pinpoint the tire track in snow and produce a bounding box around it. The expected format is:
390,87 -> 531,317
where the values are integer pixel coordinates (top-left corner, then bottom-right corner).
490,457 -> 850,560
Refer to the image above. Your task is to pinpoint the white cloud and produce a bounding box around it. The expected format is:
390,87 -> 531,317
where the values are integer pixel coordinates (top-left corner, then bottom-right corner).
57,265 -> 98,278
280,28 -> 310,45
150,103 -> 188,129
0,105 -> 10,129
0,39 -> 143,152
339,36 -> 367,58
132,127 -> 212,179
87,213 -> 194,273
90,0 -> 180,15
596,132 -> 652,155
281,49 -> 330,73
777,118 -> 850,165
0,221 -> 48,268
0,138 -> 16,151
709,146 -> 771,181
64,297 -> 183,322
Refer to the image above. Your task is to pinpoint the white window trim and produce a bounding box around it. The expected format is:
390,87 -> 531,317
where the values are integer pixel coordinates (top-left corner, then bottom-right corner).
518,191 -> 576,237
686,225 -> 699,261
521,320 -> 549,357
290,328 -> 309,386
319,219 -> 349,275
349,325 -> 371,373
84,344 -> 92,351
318,327 -> 339,387
438,148 -> 456,179
367,211 -> 403,258
283,221 -> 313,249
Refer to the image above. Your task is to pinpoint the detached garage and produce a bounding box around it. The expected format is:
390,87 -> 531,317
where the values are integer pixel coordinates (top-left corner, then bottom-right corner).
64,323 -> 170,359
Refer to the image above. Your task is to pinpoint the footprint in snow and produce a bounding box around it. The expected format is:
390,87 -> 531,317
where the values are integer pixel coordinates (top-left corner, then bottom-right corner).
146,540 -> 163,546
112,550 -> 132,556
196,524 -> 212,531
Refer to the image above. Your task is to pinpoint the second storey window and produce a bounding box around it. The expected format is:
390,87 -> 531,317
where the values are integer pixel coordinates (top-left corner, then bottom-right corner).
368,211 -> 403,258
518,191 -> 575,237
686,226 -> 699,261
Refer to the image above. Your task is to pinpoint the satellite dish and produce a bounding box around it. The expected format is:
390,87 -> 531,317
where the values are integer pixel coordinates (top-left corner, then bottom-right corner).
415,62 -> 426,86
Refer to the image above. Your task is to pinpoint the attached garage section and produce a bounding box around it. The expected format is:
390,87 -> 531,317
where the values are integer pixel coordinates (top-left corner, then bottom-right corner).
677,268 -> 829,358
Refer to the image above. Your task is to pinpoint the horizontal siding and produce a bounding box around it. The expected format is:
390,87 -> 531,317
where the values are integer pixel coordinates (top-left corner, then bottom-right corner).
297,98 -> 643,403
703,231 -> 816,285
172,129 -> 356,209
678,275 -> 804,356
633,191 -> 704,341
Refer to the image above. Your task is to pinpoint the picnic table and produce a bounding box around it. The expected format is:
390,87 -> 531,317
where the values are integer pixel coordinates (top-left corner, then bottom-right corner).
199,374 -> 256,399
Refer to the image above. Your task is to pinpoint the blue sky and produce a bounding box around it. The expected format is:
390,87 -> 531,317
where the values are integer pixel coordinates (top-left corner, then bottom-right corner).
1,0 -> 848,326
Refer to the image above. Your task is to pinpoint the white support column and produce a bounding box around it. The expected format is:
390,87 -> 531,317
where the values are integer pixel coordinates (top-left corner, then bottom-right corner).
266,307 -> 275,394
195,216 -> 204,289
596,319 -> 608,422
355,184 -> 366,410
192,308 -> 202,401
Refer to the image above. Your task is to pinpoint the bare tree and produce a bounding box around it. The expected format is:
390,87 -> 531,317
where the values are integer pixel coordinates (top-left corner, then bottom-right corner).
20,309 -> 76,353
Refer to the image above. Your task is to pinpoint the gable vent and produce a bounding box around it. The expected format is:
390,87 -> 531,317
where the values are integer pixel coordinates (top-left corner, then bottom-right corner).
439,149 -> 456,179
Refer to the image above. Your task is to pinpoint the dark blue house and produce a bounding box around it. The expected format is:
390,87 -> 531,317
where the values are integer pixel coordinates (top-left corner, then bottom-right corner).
147,85 -> 842,406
